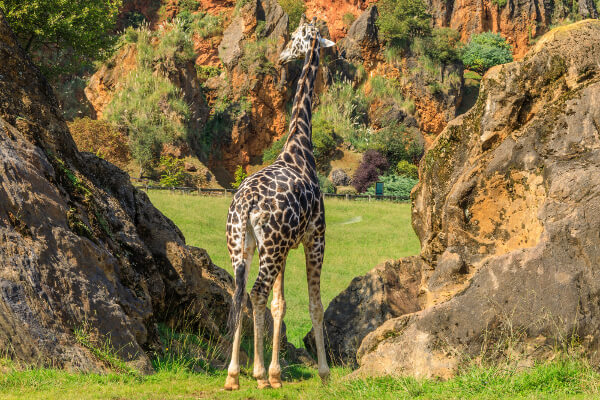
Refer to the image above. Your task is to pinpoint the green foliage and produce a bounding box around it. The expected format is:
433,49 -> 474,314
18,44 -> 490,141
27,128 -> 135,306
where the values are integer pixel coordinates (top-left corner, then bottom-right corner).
396,160 -> 418,179
312,119 -> 341,172
262,134 -> 288,164
201,93 -> 251,156
159,156 -> 187,187
105,68 -> 189,171
178,0 -> 200,12
123,10 -> 147,29
232,165 -> 248,189
343,12 -> 356,29
314,78 -> 370,150
377,0 -> 432,47
156,19 -> 196,63
365,174 -> 418,199
318,174 -> 336,194
370,124 -> 424,167
68,118 -> 131,169
492,0 -> 508,7
427,27 -> 461,64
278,0 -> 307,31
240,38 -> 277,76
368,75 -> 415,113
0,0 -> 122,76
461,31 -> 513,74
195,65 -> 221,81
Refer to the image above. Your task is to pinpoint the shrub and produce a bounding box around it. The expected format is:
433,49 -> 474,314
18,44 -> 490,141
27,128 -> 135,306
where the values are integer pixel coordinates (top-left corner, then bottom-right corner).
365,174 -> 418,199
196,65 -> 221,81
156,19 -> 196,63
240,39 -> 277,76
370,124 -> 424,167
396,160 -> 418,179
105,68 -> 190,171
343,12 -> 356,29
461,32 -> 513,74
428,27 -> 461,64
278,0 -> 306,31
68,118 -> 131,169
330,169 -> 350,186
368,75 -> 415,113
159,156 -> 186,187
314,78 -> 370,150
232,165 -> 248,189
352,150 -> 389,193
377,0 -> 432,47
312,119 -> 340,172
337,186 -> 357,195
194,12 -> 224,38
262,134 -> 288,164
318,173 -> 336,194
179,0 -> 200,12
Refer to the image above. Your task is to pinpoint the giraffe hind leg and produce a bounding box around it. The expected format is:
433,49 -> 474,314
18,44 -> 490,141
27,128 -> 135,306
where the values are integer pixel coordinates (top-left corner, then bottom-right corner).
268,267 -> 286,388
225,228 -> 255,391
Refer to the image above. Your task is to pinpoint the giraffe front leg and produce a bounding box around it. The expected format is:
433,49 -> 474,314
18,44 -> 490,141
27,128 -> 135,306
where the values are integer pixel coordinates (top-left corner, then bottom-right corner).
304,235 -> 330,383
268,270 -> 286,388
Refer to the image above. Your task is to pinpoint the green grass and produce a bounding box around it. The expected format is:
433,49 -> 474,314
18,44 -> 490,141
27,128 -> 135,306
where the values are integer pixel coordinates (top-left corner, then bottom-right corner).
146,191 -> 420,345
1,356 -> 598,399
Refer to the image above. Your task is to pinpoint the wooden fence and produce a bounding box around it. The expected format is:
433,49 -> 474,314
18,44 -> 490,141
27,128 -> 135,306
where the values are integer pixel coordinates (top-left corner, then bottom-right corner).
134,183 -> 410,203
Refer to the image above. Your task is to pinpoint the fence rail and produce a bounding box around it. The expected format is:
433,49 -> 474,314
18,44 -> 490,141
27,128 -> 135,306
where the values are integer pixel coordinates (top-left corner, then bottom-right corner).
134,183 -> 410,203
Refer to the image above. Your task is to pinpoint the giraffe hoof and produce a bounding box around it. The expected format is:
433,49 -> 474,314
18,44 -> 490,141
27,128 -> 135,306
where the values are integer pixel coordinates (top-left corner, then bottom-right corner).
224,374 -> 240,391
257,378 -> 271,389
269,374 -> 283,388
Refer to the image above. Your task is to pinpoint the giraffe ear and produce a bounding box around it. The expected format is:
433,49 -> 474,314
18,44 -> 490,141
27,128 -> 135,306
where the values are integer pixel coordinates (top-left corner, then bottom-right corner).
319,37 -> 335,48
299,14 -> 307,25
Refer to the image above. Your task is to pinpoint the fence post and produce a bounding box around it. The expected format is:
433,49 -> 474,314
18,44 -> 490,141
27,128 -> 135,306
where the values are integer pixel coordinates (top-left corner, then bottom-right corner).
368,195 -> 371,202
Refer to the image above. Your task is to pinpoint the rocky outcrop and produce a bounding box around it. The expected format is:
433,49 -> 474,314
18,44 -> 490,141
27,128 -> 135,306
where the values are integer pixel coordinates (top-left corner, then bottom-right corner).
427,0 -> 599,58
338,5 -> 379,67
320,20 -> 600,378
0,13 -> 235,372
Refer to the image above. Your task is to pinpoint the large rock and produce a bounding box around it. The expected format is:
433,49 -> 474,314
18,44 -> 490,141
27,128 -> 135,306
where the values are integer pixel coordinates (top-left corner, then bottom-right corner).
338,6 -> 379,65
321,20 -> 600,378
0,12 -> 235,372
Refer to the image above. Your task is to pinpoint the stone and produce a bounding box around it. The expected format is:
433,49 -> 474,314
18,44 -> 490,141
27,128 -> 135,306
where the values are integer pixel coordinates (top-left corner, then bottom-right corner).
338,6 -> 379,64
329,169 -> 349,187
320,20 -> 600,379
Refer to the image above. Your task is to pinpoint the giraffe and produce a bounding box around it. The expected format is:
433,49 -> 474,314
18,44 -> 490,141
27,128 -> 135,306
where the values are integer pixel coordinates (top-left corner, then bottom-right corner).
224,15 -> 335,391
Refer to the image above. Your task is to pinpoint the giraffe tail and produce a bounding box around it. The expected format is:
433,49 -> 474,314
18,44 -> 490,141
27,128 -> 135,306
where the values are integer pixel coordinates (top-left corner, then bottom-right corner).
227,199 -> 253,336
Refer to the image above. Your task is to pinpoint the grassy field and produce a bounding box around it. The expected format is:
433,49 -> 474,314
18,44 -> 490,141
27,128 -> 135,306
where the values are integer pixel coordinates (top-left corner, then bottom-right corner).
147,191 -> 420,345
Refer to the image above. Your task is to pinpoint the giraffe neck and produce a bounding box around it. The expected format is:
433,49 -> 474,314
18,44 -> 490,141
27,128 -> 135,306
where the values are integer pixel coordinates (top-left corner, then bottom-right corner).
280,35 -> 320,180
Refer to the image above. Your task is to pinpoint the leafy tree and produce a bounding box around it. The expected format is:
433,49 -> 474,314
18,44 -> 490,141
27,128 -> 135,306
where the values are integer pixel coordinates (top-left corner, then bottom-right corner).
318,173 -> 336,194
352,150 -> 389,193
461,32 -> 513,74
312,119 -> 340,172
370,124 -> 424,167
159,156 -> 187,187
0,0 -> 122,75
428,27 -> 461,64
232,165 -> 248,189
377,0 -> 432,47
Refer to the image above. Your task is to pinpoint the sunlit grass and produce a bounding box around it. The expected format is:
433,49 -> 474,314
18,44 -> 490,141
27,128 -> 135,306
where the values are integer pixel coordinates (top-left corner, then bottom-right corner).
146,191 -> 420,345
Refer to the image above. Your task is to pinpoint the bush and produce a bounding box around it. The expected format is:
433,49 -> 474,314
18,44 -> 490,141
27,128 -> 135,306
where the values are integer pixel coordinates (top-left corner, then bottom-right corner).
156,19 -> 196,63
343,12 -> 356,29
461,32 -> 513,74
179,0 -> 200,12
336,186 -> 357,195
314,78 -> 370,150
240,39 -> 277,76
232,165 -> 248,189
68,118 -> 131,169
428,27 -> 461,64
370,124 -> 424,167
377,0 -> 432,47
105,68 -> 190,171
196,65 -> 221,81
396,160 -> 418,179
352,150 -> 389,193
365,174 -> 418,199
312,119 -> 340,172
330,169 -> 350,186
262,134 -> 288,164
278,0 -> 306,31
318,173 -> 336,194
159,156 -> 186,187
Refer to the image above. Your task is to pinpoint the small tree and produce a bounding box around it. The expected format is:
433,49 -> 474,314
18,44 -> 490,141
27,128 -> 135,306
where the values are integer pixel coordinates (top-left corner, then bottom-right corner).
232,165 -> 248,189
0,0 -> 122,76
428,27 -> 461,65
312,119 -> 340,172
461,32 -> 513,74
159,156 -> 186,187
278,0 -> 306,31
352,150 -> 389,193
396,160 -> 418,179
377,0 -> 432,47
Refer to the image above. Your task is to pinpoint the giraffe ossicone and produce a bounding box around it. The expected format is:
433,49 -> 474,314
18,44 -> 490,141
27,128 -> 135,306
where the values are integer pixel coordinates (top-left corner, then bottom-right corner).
224,16 -> 335,391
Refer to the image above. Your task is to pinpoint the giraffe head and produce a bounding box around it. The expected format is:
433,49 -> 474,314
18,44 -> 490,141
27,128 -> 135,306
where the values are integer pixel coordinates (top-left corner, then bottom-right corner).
278,15 -> 335,64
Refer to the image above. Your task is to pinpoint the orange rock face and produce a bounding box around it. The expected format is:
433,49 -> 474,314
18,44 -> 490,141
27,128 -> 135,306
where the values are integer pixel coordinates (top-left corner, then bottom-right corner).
304,0 -> 376,41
